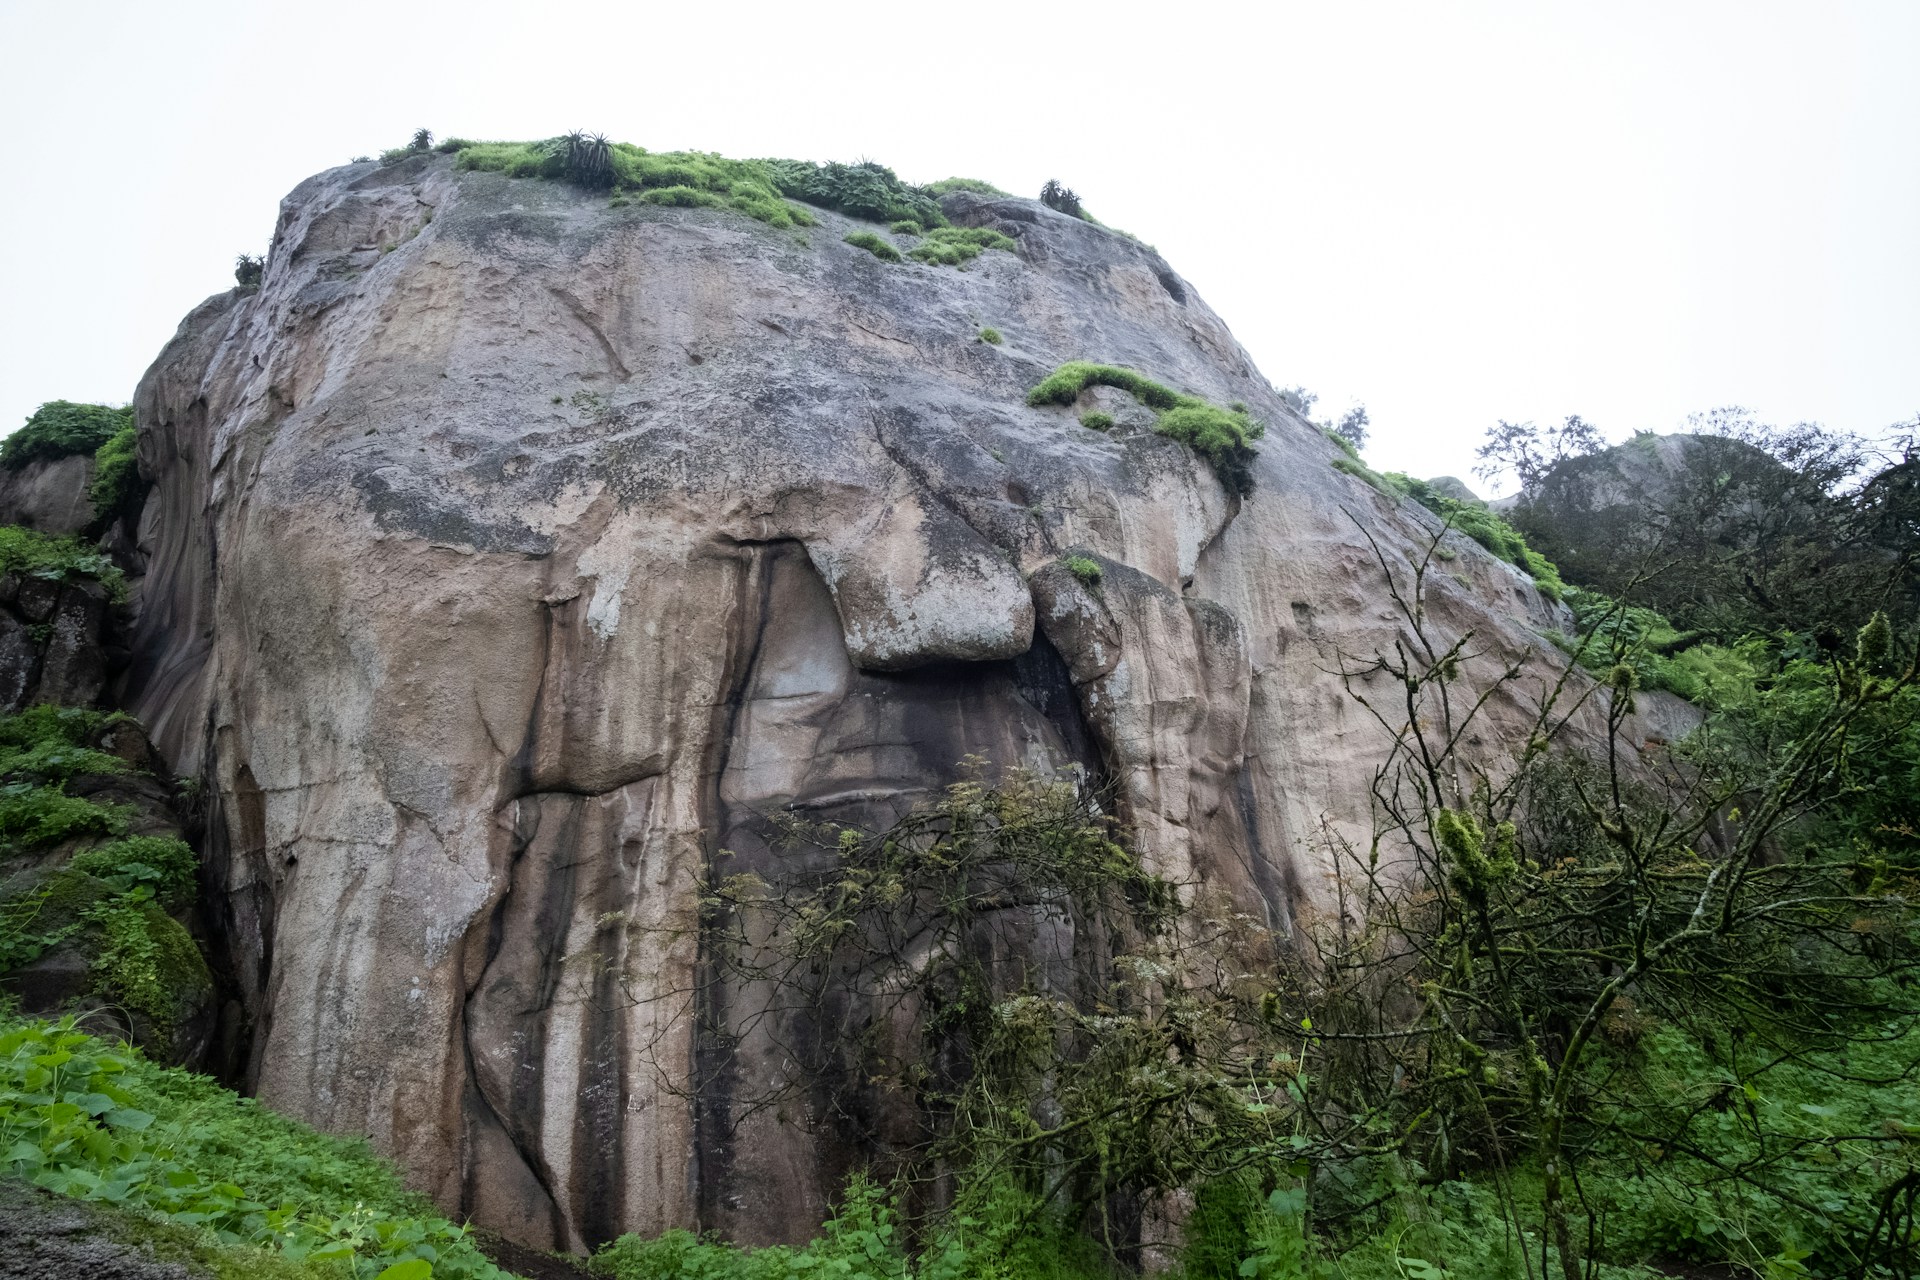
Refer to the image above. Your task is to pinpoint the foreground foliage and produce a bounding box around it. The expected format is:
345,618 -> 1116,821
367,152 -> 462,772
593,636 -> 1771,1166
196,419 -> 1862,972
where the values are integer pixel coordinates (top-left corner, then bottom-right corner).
0,1015 -> 510,1278
0,522 -> 127,601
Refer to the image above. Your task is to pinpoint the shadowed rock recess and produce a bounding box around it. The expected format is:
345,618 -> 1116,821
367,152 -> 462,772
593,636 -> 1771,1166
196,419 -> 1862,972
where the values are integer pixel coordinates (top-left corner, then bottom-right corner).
119,154 -> 1579,1252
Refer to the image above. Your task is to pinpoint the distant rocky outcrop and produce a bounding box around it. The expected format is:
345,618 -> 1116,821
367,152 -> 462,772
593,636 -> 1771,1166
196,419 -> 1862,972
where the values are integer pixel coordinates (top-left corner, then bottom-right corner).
113,153 -> 1619,1251
1423,474 -> 1482,505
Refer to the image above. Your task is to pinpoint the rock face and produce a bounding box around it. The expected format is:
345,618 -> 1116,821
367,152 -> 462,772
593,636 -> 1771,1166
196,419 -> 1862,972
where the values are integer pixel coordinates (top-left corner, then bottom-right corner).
0,455 -> 96,537
121,155 -> 1587,1250
0,571 -> 114,712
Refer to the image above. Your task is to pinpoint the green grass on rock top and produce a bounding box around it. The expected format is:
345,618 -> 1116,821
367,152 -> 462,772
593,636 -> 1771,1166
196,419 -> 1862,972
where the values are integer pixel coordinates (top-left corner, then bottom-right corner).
450,138 -> 957,233
1027,363 -> 1265,496
2,402 -> 131,471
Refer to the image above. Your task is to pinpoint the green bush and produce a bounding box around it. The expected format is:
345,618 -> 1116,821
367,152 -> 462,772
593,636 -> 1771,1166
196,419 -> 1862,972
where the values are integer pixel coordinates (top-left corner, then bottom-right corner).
72,835 -> 198,909
1027,363 -> 1264,495
889,219 -> 924,235
1063,555 -> 1103,587
0,783 -> 126,849
456,141 -> 816,230
2,402 -> 131,470
0,704 -> 130,787
761,159 -> 945,228
87,422 -> 142,526
926,177 -> 1010,198
641,185 -> 722,209
0,1015 -> 511,1279
843,231 -> 902,263
1039,180 -> 1084,219
906,225 -> 1017,267
1078,411 -> 1112,431
0,524 -> 128,601
592,1176 -> 1109,1280
977,327 -> 1003,345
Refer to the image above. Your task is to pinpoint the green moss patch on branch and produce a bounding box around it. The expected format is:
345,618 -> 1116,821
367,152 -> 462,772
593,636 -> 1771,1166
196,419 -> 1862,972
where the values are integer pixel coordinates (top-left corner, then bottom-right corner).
1026,362 -> 1265,496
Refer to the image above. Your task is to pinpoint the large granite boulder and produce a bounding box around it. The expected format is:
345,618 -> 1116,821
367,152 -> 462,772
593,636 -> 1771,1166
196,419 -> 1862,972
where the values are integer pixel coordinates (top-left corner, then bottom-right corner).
121,154 -> 1597,1250
0,455 -> 95,537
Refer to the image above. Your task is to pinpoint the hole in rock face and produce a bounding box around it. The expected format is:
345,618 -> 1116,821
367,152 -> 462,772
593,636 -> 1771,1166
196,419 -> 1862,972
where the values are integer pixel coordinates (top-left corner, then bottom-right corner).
699,541 -> 1105,1245
1154,267 -> 1187,305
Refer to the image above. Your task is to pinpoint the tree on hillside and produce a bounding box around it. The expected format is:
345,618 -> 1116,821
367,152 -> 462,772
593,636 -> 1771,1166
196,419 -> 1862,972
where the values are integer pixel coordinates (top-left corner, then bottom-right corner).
1502,409 -> 1917,638
1280,385 -> 1371,450
1473,414 -> 1605,493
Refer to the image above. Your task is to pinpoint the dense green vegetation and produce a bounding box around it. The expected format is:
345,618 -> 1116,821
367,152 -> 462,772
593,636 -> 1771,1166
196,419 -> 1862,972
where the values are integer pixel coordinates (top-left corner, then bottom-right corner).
1063,554 -> 1102,587
1027,363 -> 1265,495
459,140 -> 819,229
0,523 -> 127,601
0,1016 -> 511,1278
904,225 -> 1017,266
450,138 -> 969,234
0,705 -> 211,1032
843,231 -> 903,263
85,420 -> 142,529
926,177 -> 1010,198
2,401 -> 131,470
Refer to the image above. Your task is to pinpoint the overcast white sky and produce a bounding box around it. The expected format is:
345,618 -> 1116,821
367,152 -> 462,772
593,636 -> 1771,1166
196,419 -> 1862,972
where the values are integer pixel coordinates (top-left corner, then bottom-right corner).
2,1 -> 1915,485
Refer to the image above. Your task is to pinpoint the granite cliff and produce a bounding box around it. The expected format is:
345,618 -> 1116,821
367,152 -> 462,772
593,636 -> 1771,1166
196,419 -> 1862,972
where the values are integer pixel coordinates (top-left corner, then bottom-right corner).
111,151 -> 1592,1251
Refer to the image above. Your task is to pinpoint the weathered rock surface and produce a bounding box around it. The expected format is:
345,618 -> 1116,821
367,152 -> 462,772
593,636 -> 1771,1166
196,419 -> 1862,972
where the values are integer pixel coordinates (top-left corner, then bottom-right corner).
120,155 -> 1615,1250
0,454 -> 95,537
0,571 -> 115,712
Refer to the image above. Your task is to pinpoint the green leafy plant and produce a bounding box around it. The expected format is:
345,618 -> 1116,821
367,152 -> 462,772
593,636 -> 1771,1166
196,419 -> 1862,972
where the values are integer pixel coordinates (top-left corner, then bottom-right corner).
72,836 -> 199,909
0,783 -> 126,849
1078,411 -> 1113,431
1064,555 -> 1103,586
2,401 -> 131,470
234,254 -> 265,288
1027,363 -> 1264,495
87,421 -> 143,527
977,327 -> 1003,345
844,231 -> 902,263
906,226 -> 1017,267
0,524 -> 128,601
0,704 -> 130,787
0,1016 -> 512,1278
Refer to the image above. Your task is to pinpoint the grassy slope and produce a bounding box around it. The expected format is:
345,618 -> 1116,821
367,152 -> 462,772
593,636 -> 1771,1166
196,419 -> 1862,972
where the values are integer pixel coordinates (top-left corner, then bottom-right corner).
0,1015 -> 518,1279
